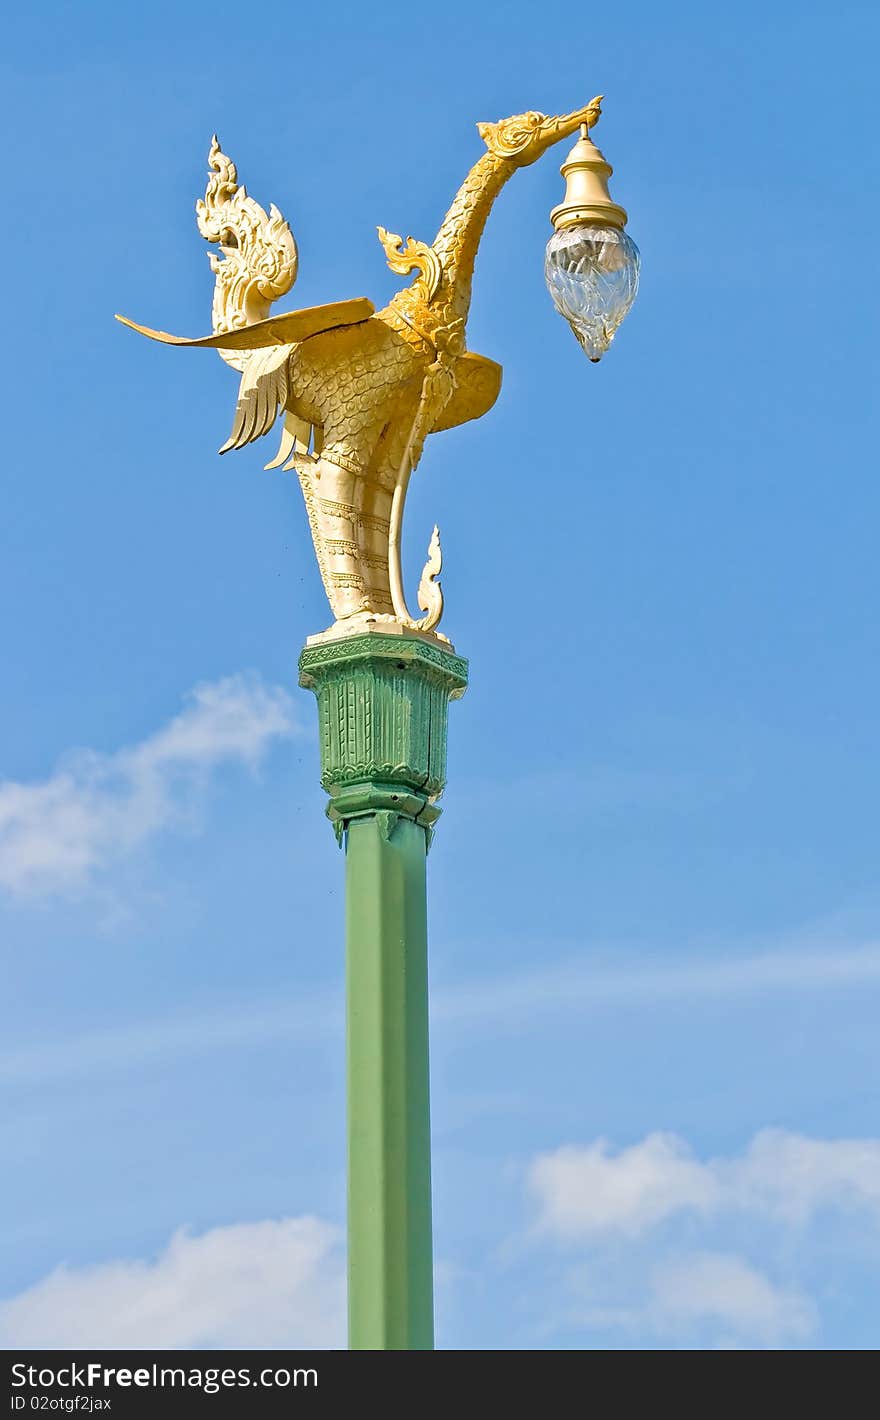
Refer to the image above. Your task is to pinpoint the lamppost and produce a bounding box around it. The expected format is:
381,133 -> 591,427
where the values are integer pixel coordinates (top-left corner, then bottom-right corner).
117,97 -> 638,1351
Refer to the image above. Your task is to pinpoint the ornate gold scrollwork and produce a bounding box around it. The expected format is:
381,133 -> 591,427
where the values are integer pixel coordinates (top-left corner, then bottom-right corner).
196,136 -> 298,363
377,228 -> 443,304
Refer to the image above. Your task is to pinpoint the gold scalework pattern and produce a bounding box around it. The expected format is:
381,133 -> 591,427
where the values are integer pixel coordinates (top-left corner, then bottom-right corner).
117,100 -> 603,638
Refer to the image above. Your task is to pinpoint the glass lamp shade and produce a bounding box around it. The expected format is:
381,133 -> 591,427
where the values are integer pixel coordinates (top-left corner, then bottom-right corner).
545,223 -> 640,362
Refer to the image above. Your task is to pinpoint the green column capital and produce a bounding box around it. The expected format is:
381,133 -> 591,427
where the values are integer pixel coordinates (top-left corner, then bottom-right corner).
298,630 -> 468,843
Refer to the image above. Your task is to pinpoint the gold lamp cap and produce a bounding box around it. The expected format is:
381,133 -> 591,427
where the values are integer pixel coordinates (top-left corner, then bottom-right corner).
550,124 -> 628,232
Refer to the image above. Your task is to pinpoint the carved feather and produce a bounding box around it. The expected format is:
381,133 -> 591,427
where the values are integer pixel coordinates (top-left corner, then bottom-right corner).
264,412 -> 313,470
219,343 -> 293,454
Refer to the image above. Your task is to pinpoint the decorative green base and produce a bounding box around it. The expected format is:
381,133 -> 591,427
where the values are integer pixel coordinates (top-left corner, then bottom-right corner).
299,631 -> 468,1350
299,632 -> 468,845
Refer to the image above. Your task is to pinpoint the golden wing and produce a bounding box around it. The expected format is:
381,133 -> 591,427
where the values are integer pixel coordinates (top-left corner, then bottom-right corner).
114,298 -> 375,351
116,299 -> 377,456
431,352 -> 503,433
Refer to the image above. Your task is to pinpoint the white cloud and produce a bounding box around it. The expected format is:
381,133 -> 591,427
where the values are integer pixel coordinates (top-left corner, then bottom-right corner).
529,1129 -> 880,1239
529,1134 -> 718,1238
648,1252 -> 816,1345
0,1216 -> 343,1349
726,1129 -> 880,1225
527,1129 -> 880,1346
0,674 -> 296,899
434,941 -> 880,1032
0,989 -> 341,1086
5,935 -> 880,1085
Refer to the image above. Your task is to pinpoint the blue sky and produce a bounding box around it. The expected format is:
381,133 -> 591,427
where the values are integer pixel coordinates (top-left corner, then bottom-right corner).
1,0 -> 879,1349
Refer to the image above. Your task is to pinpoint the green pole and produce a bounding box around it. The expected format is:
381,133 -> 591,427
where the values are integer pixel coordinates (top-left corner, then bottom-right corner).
345,812 -> 433,1348
299,631 -> 468,1351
